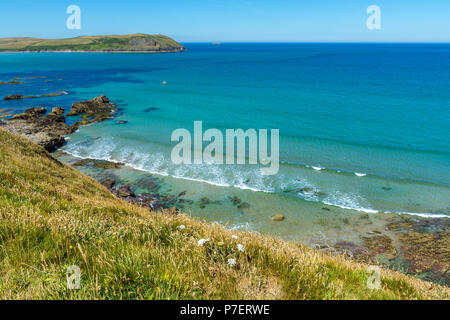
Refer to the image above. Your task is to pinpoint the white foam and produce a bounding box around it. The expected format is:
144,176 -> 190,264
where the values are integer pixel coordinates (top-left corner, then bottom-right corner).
354,172 -> 366,177
312,166 -> 323,171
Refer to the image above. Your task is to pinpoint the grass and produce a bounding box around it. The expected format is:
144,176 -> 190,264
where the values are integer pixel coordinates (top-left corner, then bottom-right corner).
0,128 -> 448,300
0,34 -> 183,52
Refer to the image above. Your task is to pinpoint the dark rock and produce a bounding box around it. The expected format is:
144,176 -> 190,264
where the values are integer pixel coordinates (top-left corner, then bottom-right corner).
3,92 -> 66,101
101,179 -> 116,190
73,159 -> 94,167
116,120 -> 128,124
12,107 -> 46,120
237,202 -> 250,210
3,94 -> 25,100
67,95 -> 115,116
144,107 -> 159,112
49,107 -> 65,116
117,185 -> 135,198
382,187 -> 392,191
228,196 -> 242,206
93,160 -> 124,169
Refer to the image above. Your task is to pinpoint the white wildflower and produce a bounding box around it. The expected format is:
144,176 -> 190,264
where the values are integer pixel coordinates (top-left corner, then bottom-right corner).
228,258 -> 236,266
232,235 -> 238,240
197,238 -> 210,246
178,225 -> 186,230
237,244 -> 245,252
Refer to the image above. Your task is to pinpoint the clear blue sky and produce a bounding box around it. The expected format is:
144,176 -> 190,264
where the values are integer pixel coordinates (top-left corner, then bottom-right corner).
1,0 -> 449,42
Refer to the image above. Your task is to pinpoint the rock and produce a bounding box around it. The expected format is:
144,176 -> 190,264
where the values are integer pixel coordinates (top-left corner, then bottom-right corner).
1,96 -> 114,152
73,159 -> 94,167
3,107 -> 76,151
382,187 -> 392,191
300,187 -> 313,192
67,95 -> 115,116
12,107 -> 46,120
117,185 -> 135,198
237,202 -> 250,210
49,107 -> 65,116
228,196 -> 242,206
271,214 -> 285,222
93,160 -> 124,169
144,107 -> 159,112
116,120 -> 128,124
3,92 -> 66,101
322,207 -> 331,211
101,179 -> 116,190
3,94 -> 25,100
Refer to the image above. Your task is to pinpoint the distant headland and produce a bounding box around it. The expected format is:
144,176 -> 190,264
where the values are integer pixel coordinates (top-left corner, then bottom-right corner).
0,34 -> 185,53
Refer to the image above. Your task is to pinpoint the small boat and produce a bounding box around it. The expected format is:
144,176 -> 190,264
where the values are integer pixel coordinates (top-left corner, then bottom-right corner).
212,42 -> 221,46
161,81 -> 168,85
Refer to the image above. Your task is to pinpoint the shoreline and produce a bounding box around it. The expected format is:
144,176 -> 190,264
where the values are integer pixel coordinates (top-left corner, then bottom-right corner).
0,49 -> 186,54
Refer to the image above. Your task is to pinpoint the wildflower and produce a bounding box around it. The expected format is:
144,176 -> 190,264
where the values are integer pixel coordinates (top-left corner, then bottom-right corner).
178,225 -> 186,230
197,238 -> 210,246
232,235 -> 238,240
139,221 -> 143,225
98,240 -> 102,244
237,244 -> 245,252
228,258 -> 236,266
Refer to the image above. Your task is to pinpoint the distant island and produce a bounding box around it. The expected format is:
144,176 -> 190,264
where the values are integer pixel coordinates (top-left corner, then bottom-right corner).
0,34 -> 185,53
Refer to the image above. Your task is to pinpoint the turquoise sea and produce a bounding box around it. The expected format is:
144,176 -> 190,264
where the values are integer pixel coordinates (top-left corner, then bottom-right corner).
1,43 -> 449,245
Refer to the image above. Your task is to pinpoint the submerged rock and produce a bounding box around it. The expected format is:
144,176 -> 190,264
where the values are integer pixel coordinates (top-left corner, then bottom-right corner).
237,202 -> 250,210
101,179 -> 116,190
93,160 -> 124,169
116,120 -> 128,124
271,214 -> 285,222
116,185 -> 135,198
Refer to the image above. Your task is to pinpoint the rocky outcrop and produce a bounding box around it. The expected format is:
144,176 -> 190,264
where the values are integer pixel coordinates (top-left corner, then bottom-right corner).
67,95 -> 116,124
1,108 -> 76,151
1,95 -> 115,152
67,95 -> 115,116
3,92 -> 67,100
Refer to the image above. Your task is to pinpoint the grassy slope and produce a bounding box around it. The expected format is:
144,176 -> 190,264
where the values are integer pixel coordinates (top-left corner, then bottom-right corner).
0,128 -> 448,300
0,34 -> 183,51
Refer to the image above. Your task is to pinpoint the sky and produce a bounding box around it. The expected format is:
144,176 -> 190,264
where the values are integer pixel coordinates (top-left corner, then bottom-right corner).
0,0 -> 449,42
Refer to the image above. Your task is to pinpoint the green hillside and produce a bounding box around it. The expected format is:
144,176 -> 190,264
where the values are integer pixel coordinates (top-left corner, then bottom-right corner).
0,34 -> 185,52
0,128 -> 448,300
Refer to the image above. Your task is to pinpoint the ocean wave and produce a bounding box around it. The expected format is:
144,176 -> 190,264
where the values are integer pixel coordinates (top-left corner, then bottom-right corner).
61,137 -> 449,219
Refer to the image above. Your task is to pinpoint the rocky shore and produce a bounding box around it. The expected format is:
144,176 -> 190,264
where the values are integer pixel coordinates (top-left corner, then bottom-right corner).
0,95 -> 116,151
